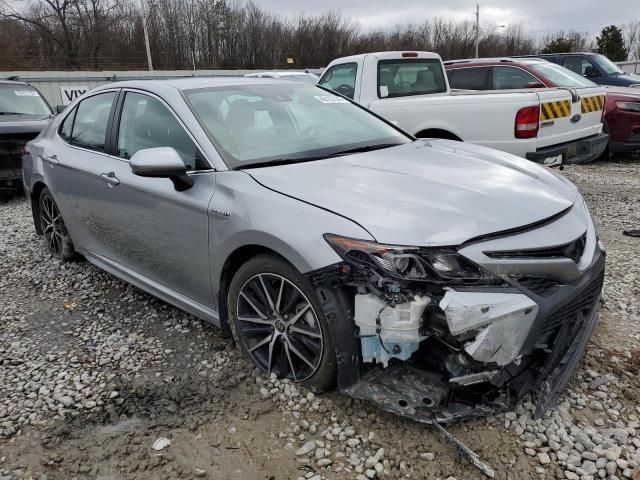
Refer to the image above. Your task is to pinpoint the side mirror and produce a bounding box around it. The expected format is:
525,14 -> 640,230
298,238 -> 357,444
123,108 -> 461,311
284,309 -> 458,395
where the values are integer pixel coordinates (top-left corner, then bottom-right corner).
55,105 -> 66,114
525,82 -> 546,89
129,147 -> 193,191
584,67 -> 597,78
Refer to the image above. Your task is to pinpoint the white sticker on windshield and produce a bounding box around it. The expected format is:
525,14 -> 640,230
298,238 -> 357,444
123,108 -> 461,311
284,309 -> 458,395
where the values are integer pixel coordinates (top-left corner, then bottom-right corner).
380,85 -> 389,98
15,90 -> 39,97
315,95 -> 348,104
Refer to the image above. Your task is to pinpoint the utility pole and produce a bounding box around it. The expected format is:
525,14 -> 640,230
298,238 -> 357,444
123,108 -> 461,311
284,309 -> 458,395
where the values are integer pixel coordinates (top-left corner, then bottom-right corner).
474,4 -> 480,58
141,0 -> 153,71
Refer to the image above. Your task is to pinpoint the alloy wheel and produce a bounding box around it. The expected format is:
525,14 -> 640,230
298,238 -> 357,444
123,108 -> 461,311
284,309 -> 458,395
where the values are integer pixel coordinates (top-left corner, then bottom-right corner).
236,273 -> 324,382
40,194 -> 64,256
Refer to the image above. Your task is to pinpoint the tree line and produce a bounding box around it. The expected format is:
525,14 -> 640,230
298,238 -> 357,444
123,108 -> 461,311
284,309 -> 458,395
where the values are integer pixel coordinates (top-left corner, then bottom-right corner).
0,0 -> 638,71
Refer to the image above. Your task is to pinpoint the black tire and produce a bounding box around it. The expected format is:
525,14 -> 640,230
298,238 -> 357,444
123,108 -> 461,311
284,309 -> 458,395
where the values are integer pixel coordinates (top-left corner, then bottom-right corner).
38,187 -> 76,261
227,254 -> 337,392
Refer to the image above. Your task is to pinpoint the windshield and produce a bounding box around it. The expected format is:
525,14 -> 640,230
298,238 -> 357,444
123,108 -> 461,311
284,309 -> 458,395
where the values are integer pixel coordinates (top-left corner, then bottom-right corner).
185,84 -> 410,168
529,63 -> 597,88
591,54 -> 624,75
0,84 -> 52,115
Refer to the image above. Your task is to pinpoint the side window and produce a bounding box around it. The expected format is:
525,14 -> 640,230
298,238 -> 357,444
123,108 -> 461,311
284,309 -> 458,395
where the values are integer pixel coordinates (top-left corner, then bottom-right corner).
70,92 -> 116,152
562,56 -> 598,77
58,108 -> 76,143
448,68 -> 490,90
117,92 -> 207,170
491,67 -> 540,89
318,63 -> 357,99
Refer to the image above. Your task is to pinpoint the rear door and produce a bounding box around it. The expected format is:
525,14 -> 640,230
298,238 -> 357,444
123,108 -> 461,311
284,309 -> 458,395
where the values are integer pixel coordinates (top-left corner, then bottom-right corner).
535,86 -> 605,152
41,90 -> 121,260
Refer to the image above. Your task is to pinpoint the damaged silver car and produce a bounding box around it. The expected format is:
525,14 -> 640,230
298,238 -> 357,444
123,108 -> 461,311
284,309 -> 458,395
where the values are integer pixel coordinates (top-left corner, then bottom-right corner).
23,78 -> 605,426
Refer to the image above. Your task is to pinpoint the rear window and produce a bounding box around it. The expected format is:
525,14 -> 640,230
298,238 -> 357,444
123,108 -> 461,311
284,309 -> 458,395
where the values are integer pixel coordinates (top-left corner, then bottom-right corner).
377,59 -> 447,98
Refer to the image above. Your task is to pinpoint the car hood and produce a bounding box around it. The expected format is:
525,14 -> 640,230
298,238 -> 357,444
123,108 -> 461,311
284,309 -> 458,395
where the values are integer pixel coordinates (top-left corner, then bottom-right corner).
0,114 -> 52,135
247,140 -> 579,246
608,72 -> 640,86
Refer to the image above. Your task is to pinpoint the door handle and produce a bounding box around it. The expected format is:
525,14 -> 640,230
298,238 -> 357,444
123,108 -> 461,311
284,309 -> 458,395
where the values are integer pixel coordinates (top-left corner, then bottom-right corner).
100,172 -> 120,185
42,154 -> 59,165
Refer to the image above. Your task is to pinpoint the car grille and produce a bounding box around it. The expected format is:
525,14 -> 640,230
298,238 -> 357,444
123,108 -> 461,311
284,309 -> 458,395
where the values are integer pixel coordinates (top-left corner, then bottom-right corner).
516,276 -> 564,296
485,233 -> 587,264
539,271 -> 604,338
0,132 -> 39,175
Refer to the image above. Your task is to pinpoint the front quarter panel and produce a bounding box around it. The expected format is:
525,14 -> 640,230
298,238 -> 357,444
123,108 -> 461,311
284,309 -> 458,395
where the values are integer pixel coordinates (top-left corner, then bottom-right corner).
209,170 -> 374,309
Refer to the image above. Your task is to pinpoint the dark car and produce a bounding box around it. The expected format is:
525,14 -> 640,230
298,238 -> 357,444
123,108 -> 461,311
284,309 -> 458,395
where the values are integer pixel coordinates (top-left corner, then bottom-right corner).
0,80 -> 53,199
516,53 -> 640,88
444,58 -> 640,155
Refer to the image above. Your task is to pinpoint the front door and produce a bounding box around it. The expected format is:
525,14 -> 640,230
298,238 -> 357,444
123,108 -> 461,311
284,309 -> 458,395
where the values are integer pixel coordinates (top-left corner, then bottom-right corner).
106,90 -> 215,308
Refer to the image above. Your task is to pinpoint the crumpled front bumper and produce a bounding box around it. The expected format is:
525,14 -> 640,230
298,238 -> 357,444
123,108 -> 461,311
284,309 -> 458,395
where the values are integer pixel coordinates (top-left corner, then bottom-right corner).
339,246 -> 605,423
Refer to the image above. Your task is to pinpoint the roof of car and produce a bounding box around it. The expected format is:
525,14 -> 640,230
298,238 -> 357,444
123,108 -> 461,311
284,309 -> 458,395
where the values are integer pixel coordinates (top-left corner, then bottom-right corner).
516,52 -> 595,57
245,71 -> 318,77
94,76 -> 310,93
444,57 -> 548,67
0,79 -> 30,86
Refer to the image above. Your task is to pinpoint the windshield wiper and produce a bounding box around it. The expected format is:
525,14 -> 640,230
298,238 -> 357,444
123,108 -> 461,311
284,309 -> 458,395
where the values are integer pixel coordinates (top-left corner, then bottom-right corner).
236,158 -> 313,170
324,143 -> 402,158
0,112 -> 27,115
236,143 -> 403,170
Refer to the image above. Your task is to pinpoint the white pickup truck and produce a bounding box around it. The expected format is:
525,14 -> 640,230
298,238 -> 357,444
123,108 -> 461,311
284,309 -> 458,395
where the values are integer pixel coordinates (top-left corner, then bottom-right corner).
318,51 -> 609,164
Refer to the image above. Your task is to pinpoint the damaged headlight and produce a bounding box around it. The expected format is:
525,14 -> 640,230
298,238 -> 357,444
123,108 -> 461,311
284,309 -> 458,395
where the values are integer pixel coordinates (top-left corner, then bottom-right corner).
324,234 -> 500,284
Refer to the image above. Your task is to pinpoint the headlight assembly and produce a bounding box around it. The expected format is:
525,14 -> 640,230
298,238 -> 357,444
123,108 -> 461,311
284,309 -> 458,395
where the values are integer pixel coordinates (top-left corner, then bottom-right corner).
323,234 -> 501,284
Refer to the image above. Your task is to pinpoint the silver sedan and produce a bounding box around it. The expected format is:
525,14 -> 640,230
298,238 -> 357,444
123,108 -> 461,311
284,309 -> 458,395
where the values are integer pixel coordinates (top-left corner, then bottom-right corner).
22,78 -> 605,422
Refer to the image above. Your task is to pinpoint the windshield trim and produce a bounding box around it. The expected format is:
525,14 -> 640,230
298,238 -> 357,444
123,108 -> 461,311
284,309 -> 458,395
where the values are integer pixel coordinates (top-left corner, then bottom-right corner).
182,83 -> 413,170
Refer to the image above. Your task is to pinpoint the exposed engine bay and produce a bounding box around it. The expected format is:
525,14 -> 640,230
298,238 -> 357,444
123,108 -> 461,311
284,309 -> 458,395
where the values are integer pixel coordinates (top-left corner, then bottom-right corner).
309,202 -> 605,426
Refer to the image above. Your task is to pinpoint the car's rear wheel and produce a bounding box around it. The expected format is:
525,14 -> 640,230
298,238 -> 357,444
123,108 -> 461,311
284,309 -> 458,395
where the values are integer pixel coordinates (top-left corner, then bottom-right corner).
39,188 -> 76,260
227,254 -> 336,391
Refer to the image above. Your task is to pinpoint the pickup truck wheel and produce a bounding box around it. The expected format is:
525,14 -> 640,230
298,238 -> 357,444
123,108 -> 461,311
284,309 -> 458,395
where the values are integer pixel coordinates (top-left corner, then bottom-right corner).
38,188 -> 76,261
228,254 -> 337,392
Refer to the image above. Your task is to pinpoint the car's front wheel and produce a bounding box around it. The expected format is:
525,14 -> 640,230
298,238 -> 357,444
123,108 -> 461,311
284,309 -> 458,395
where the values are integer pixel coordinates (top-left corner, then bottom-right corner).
38,187 -> 76,260
227,254 -> 337,392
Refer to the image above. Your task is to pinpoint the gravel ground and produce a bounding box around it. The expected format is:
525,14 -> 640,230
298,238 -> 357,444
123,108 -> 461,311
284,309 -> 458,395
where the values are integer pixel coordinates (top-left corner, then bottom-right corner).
1,156 -> 639,480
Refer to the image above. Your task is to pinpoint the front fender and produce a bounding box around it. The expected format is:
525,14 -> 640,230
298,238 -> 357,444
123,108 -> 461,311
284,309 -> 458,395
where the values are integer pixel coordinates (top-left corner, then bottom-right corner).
209,171 -> 373,308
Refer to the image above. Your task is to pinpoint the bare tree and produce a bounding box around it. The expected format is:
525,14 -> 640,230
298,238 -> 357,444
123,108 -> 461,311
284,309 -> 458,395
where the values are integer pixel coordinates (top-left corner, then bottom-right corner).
1,0 -> 628,71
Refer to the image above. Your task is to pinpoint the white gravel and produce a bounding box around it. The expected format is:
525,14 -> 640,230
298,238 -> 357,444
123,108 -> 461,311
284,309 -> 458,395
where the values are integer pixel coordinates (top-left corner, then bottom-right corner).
1,158 -> 639,480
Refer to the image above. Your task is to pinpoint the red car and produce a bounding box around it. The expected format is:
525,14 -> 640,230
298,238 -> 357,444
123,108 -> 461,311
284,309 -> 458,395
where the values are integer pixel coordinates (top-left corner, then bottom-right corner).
444,58 -> 640,156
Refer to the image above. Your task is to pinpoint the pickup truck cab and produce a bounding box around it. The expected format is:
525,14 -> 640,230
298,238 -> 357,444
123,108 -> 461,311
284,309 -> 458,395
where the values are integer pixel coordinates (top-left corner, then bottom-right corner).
319,51 -> 608,165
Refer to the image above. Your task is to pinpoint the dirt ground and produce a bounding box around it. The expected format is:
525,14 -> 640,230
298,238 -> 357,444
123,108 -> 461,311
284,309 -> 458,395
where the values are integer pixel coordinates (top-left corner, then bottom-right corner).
1,154 -> 639,480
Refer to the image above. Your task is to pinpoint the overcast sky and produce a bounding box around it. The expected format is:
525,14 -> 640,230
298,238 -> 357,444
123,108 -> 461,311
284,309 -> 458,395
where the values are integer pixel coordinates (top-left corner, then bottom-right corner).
257,0 -> 637,39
